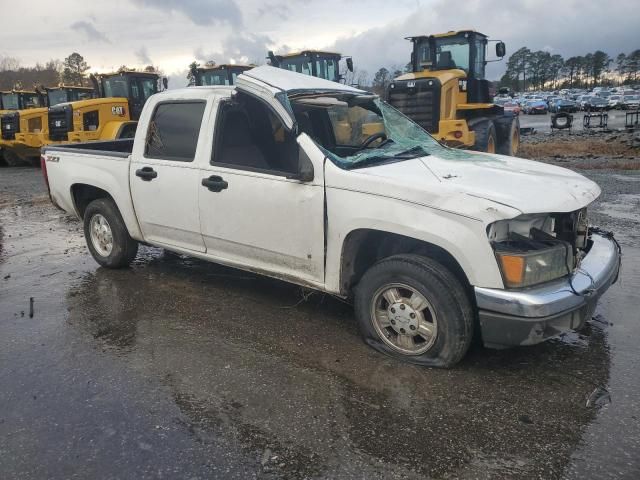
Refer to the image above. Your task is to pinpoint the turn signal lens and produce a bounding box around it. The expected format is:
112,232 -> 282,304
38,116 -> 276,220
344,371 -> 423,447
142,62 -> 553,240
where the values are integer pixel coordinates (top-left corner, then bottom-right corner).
498,255 -> 525,286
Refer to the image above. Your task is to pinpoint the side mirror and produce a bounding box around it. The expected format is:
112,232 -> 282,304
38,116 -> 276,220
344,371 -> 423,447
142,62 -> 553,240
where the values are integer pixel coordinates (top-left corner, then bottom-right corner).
287,144 -> 314,182
346,57 -> 354,72
496,42 -> 506,58
162,77 -> 169,90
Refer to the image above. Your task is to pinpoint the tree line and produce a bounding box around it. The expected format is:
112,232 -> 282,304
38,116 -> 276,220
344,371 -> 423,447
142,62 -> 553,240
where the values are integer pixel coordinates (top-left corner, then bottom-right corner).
0,53 -> 159,91
500,47 -> 640,92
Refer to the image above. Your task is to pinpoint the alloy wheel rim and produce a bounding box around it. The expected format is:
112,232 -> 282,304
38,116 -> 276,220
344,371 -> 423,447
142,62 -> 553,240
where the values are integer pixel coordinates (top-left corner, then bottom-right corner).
90,214 -> 113,257
370,283 -> 438,355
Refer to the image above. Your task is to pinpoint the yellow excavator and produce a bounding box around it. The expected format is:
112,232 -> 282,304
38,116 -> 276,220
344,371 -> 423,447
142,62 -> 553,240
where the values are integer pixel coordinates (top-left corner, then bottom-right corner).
267,50 -> 353,83
44,69 -> 164,146
0,89 -> 46,165
388,30 -> 520,156
190,63 -> 254,86
2,86 -> 95,165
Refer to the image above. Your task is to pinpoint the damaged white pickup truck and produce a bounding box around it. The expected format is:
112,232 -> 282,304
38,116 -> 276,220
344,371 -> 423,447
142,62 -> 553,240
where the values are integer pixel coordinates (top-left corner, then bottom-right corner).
42,66 -> 621,367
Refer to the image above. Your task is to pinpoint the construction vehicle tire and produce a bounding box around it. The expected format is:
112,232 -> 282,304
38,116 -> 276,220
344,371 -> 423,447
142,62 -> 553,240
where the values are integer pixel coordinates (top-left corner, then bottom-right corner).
3,150 -> 23,167
495,115 -> 520,156
470,120 -> 497,154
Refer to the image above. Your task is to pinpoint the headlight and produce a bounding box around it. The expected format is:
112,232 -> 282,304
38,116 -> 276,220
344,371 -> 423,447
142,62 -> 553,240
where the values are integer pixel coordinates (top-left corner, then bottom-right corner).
495,242 -> 572,288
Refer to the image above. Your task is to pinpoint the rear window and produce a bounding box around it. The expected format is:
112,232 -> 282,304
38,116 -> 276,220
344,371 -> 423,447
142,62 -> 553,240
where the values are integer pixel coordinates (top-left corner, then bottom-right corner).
145,101 -> 206,161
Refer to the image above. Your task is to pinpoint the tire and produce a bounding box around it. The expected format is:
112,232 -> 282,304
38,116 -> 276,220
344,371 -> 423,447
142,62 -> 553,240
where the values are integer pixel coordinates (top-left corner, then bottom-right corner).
551,112 -> 573,130
495,115 -> 520,156
354,254 -> 474,368
470,120 -> 497,154
83,198 -> 138,268
3,150 -> 23,167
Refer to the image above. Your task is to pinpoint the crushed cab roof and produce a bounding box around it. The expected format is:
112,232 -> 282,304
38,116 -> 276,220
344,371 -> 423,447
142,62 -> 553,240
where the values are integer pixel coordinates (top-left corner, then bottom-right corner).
239,65 -> 365,95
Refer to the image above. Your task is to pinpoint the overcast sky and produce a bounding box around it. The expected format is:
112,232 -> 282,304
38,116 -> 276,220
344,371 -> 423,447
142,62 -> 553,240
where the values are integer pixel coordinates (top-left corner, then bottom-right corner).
2,0 -> 639,87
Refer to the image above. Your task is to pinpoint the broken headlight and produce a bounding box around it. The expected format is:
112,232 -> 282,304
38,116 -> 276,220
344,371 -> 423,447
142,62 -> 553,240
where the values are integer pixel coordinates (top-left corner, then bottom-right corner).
494,233 -> 573,289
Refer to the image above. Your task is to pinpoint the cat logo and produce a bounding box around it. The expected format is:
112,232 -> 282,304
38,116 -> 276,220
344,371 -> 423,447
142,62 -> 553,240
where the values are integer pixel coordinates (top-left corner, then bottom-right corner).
407,81 -> 416,88
111,106 -> 126,116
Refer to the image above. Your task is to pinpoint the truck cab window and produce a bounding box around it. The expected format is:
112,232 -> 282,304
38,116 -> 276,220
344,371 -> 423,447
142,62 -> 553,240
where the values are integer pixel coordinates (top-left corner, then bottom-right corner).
212,94 -> 298,175
145,101 -> 206,161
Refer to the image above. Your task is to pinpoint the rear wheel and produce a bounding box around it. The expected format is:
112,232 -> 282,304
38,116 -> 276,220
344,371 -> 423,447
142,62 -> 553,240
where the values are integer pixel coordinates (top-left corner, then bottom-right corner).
495,115 -> 520,156
354,254 -> 474,368
84,198 -> 138,268
3,151 -> 23,167
470,120 -> 497,154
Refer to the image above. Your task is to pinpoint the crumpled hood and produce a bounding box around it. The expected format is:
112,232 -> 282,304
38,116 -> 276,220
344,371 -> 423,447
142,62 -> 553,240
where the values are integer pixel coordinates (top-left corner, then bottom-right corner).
422,151 -> 601,213
332,150 -> 600,222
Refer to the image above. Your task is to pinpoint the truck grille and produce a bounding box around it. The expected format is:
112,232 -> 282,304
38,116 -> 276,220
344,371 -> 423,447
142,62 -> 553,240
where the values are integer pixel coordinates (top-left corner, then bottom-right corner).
48,105 -> 73,141
1,112 -> 20,140
388,79 -> 441,133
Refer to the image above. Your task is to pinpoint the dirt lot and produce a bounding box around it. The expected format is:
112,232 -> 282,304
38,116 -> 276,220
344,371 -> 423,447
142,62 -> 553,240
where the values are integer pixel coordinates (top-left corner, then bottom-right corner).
1,136 -> 639,479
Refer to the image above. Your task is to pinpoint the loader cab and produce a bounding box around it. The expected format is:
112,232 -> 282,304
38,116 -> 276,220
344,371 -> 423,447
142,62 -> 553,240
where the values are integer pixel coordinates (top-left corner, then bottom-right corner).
409,31 -> 504,104
0,91 -> 43,112
46,86 -> 95,107
100,71 -> 160,121
268,50 -> 352,83
193,64 -> 253,86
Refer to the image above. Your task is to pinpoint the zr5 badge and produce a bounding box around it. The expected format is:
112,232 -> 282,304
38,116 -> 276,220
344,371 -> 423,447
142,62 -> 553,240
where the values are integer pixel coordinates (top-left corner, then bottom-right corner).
111,106 -> 126,116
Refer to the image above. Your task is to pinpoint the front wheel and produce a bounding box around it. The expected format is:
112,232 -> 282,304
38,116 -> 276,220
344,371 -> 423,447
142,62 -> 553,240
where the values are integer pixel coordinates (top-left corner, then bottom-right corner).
354,254 -> 474,368
84,198 -> 138,268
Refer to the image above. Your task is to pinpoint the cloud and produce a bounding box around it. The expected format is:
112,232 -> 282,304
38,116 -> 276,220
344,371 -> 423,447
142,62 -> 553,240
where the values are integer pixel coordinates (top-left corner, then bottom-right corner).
195,32 -> 273,65
135,46 -> 152,65
131,0 -> 243,27
323,0 -> 640,80
70,20 -> 111,43
257,2 -> 291,19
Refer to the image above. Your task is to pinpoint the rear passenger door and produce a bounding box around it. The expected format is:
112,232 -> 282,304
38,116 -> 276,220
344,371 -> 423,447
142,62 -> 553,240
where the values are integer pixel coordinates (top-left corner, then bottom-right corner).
130,100 -> 207,252
197,97 -> 326,285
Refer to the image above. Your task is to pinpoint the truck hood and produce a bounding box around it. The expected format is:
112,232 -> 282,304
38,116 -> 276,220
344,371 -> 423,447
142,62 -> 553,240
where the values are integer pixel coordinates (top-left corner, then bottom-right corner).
333,150 -> 600,221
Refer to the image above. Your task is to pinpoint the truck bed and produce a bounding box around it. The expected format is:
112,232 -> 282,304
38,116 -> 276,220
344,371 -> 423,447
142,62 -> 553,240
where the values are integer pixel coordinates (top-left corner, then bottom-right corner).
42,139 -> 134,158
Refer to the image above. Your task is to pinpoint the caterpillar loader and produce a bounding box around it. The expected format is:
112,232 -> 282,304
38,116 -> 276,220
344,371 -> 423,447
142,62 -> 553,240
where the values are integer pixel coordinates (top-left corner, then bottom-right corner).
0,90 -> 45,166
267,50 -> 353,83
388,30 -> 520,156
45,69 -> 165,147
190,63 -> 253,86
2,86 -> 95,165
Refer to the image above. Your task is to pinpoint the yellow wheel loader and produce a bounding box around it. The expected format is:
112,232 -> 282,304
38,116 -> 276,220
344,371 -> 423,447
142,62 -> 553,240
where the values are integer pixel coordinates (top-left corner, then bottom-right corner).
0,90 -> 45,166
44,69 -> 164,146
267,50 -> 353,83
4,86 -> 95,165
191,64 -> 253,86
388,30 -> 520,156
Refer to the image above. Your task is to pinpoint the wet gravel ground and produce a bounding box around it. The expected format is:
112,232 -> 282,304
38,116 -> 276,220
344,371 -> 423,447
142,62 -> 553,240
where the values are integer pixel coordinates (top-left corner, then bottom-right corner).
1,165 -> 639,479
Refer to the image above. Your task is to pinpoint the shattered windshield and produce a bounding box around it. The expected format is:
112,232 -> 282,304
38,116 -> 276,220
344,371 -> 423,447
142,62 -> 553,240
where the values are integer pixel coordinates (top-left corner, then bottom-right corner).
291,94 -> 444,169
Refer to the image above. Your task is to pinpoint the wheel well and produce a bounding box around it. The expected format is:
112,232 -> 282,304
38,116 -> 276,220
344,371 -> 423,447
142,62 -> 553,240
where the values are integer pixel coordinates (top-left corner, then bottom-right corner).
70,184 -> 114,219
339,229 -> 471,297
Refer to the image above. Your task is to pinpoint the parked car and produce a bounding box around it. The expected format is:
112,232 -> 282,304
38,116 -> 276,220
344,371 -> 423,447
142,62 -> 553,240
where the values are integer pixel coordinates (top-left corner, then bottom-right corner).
502,102 -> 521,115
608,95 -> 623,110
523,100 -> 548,114
40,65 -> 621,368
583,96 -> 609,111
620,95 -> 640,110
550,99 -> 578,113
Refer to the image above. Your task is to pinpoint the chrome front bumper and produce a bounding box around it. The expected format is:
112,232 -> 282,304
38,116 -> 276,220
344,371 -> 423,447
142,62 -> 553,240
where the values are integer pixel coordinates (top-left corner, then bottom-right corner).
475,233 -> 621,348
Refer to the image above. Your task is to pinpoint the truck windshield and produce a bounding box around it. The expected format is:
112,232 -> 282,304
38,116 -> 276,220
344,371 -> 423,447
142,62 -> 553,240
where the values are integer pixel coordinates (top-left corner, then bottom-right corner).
1,93 -> 20,110
103,77 -> 130,98
48,90 -> 69,106
280,57 -> 313,76
199,71 -> 231,86
291,94 -> 444,169
415,36 -> 471,73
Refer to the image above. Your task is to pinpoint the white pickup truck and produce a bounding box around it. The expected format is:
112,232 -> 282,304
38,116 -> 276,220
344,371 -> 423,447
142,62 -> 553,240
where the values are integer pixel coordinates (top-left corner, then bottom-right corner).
42,66 -> 621,367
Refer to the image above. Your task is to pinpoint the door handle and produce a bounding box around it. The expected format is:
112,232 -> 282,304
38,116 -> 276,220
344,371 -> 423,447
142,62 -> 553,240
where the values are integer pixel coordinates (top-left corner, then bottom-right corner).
135,166 -> 157,181
202,175 -> 228,192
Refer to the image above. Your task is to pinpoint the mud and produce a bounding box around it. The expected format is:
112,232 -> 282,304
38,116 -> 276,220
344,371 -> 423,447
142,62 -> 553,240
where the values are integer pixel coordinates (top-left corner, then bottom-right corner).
1,166 -> 639,479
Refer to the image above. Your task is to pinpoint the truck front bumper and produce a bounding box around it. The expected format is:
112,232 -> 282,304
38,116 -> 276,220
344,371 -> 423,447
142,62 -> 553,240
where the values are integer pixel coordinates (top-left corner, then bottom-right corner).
475,233 -> 621,348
